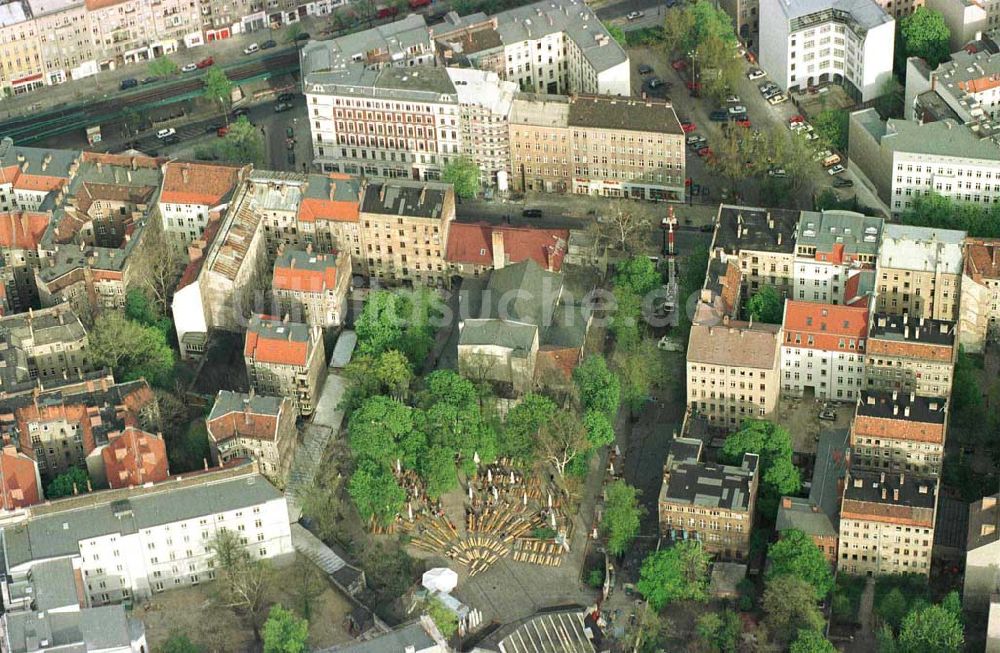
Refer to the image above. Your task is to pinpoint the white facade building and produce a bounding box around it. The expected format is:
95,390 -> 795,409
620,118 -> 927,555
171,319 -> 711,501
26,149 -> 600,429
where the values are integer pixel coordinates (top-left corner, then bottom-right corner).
758,0 -> 895,102
780,300 -> 870,401
447,67 -> 517,187
793,210 -> 884,306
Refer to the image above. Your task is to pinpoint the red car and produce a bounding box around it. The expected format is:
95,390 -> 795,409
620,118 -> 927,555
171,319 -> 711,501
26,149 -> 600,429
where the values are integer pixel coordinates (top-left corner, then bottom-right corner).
697,146 -> 713,157
217,126 -> 229,137
736,119 -> 751,128
681,122 -> 696,133
377,5 -> 399,17
196,57 -> 214,69
685,177 -> 693,186
409,0 -> 430,7
789,115 -> 805,124
671,59 -> 687,71
686,81 -> 701,91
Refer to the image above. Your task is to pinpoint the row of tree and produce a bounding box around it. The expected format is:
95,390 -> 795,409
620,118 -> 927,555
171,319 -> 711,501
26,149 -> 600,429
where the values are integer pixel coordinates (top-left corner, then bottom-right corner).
900,191 -> 1000,239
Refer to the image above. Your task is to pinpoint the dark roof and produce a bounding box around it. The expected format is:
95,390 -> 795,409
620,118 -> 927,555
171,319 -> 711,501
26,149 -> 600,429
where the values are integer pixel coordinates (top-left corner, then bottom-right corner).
868,313 -> 956,346
934,495 -> 969,552
712,204 -> 799,255
662,453 -> 759,511
856,391 -> 947,423
567,95 -> 682,134
843,469 -> 937,510
665,436 -> 702,466
811,427 -> 850,521
361,181 -> 451,219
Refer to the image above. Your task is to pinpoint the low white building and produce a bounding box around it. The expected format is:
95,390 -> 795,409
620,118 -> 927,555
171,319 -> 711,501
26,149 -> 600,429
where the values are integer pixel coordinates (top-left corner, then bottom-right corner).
780,300 -> 871,401
758,0 -> 895,102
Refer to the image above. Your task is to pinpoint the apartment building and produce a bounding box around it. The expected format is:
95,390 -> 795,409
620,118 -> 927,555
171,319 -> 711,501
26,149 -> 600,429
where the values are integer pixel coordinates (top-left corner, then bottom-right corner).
658,451 -> 760,559
0,464 -> 293,608
508,93 -> 571,193
0,139 -> 80,212
686,320 -> 783,428
851,390 -> 948,475
965,493 -> 1000,614
718,0 -> 759,50
780,300 -> 870,401
850,108 -> 1000,213
777,496 -> 840,564
758,0 -> 895,102
158,161 -> 248,246
0,304 -> 90,382
866,312 -> 957,397
0,211 -> 51,311
272,248 -> 350,329
244,314 -> 326,416
86,426 -> 169,490
0,444 -> 41,510
445,222 -> 568,277
446,67 -> 516,188
876,224 -> 966,321
359,180 -> 453,287
0,1 -> 45,96
794,210 -> 883,306
207,390 -> 297,486
710,204 -> 800,299
567,95 -> 685,201
960,238 -> 1000,352
30,0 -> 98,86
838,469 -> 938,576
904,47 -> 1000,124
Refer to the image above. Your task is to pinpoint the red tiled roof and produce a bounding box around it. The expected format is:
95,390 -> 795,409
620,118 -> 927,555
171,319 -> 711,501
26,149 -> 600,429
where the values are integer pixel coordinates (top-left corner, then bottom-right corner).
244,317 -> 309,367
160,162 -> 245,206
852,414 -> 945,444
0,445 -> 39,509
842,500 -> 934,528
445,222 -> 569,271
782,301 -> 869,351
0,212 -> 49,250
866,338 -> 954,362
102,426 -> 169,489
965,238 -> 1000,281
297,198 -> 359,223
273,256 -> 338,293
176,219 -> 222,291
16,174 -> 67,193
208,410 -> 281,442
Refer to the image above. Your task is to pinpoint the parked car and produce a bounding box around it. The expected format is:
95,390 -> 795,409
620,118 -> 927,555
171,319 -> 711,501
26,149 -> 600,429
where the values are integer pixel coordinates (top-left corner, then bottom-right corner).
119,78 -> 138,90
261,39 -> 277,49
409,0 -> 430,8
823,153 -> 842,167
181,63 -> 198,72
833,178 -> 854,188
813,149 -> 833,161
294,31 -> 311,41
647,77 -> 665,89
789,114 -> 805,124
728,105 -> 747,115
686,134 -> 705,145
768,168 -> 788,178
141,76 -> 160,85
767,93 -> 788,105
216,126 -> 230,137
681,121 -> 696,133
709,110 -> 728,121
638,64 -> 653,74
277,92 -> 295,102
377,5 -> 399,18
233,107 -> 251,119
697,146 -> 713,158
734,119 -> 751,128
819,410 -> 837,421
522,208 -> 543,218
827,164 -> 846,175
274,101 -> 293,112
286,126 -> 295,138
243,43 -> 259,55
205,122 -> 225,133
747,68 -> 766,80
196,57 -> 214,68
725,95 -> 741,104
156,128 -> 176,140
626,10 -> 644,19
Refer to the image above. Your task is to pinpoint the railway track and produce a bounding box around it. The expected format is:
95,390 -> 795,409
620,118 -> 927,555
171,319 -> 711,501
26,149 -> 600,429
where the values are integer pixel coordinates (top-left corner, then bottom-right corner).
0,50 -> 298,144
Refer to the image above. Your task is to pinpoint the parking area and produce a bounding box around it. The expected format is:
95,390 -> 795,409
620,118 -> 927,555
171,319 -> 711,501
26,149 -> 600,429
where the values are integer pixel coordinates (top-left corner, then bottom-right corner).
774,395 -> 854,455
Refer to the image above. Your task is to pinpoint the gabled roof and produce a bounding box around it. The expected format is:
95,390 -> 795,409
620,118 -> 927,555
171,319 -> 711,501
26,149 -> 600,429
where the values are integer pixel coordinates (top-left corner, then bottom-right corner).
445,222 -> 569,271
782,301 -> 869,351
207,391 -> 288,443
160,161 -> 246,206
272,250 -> 339,293
0,445 -> 39,510
102,427 -> 169,489
244,314 -> 311,367
0,212 -> 50,251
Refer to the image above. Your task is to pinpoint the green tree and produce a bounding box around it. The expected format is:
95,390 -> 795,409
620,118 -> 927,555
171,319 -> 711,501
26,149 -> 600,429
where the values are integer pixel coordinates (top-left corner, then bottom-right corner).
610,287 -> 642,351
425,598 -> 458,639
689,0 -> 737,46
46,467 -> 91,499
421,446 -> 458,499
161,633 -> 201,653
615,255 -> 662,296
628,605 -> 675,653
441,156 -> 481,198
285,22 -> 305,43
374,349 -> 413,401
695,610 -> 742,653
262,604 -> 309,653
746,286 -> 784,324
501,393 -> 557,461
89,312 -> 176,388
899,7 -> 951,68
147,57 -> 179,78
789,630 -> 837,653
202,67 -> 234,121
762,575 -> 825,644
897,603 -> 963,653
536,410 -> 589,478
421,369 -> 478,408
602,480 -> 643,556
355,289 -> 438,365
603,22 -> 627,47
879,587 -> 909,631
812,109 -> 849,152
660,5 -> 697,54
766,529 -> 834,600
636,541 -> 711,610
348,396 -> 418,467
573,355 -> 621,420
216,116 -> 264,166
721,420 -> 800,518
348,460 -> 406,526
121,107 -> 141,138
613,340 -> 664,415
583,410 -> 615,449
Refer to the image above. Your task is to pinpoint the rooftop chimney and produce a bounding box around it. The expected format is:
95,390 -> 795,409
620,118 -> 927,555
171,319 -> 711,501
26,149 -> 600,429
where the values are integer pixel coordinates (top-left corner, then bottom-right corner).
782,497 -> 792,509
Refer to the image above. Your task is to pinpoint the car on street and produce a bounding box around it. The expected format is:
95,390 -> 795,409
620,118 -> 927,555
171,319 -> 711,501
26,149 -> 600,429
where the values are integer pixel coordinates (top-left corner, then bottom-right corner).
274,101 -> 293,112
789,115 -> 805,125
767,168 -> 788,178
217,126 -> 229,137
181,63 -> 198,73
686,134 -> 705,145
295,32 -> 311,41
119,78 -> 138,90
762,87 -> 781,100
813,149 -> 833,161
196,57 -> 214,68
638,64 -> 653,74
626,10 -> 644,19
141,76 -> 160,85
277,92 -> 296,102
233,107 -> 250,119
710,109 -> 728,121
671,59 -> 687,71
747,68 -> 766,80
681,121 -> 696,133
205,122 -> 225,133
819,410 -> 837,421
697,146 -> 713,157
728,105 -> 747,115
725,95 -> 741,103
261,39 -> 277,49
833,178 -> 854,188
789,120 -> 808,131
647,77 -> 665,89
156,128 -> 176,140
827,164 -> 846,175
822,153 -> 842,167
734,119 -> 751,128
522,208 -> 543,218
802,127 -> 819,141
243,43 -> 259,55
759,81 -> 778,93
768,93 -> 788,105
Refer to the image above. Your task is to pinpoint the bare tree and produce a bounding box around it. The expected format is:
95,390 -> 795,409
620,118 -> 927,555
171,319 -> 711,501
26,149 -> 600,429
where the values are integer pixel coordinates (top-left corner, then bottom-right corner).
537,410 -> 589,478
595,202 -> 653,253
290,558 -> 327,620
131,214 -> 184,316
209,529 -> 270,642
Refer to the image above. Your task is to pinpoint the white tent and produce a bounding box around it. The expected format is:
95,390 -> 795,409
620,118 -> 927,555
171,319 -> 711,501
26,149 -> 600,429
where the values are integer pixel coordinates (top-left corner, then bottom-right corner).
422,567 -> 458,593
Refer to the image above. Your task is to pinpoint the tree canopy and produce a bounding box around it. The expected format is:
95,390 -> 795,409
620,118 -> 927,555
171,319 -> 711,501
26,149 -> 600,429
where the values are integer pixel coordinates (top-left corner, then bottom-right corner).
761,575 -> 825,644
615,255 -> 662,297
425,598 -> 459,639
746,286 -> 784,324
900,191 -> 1000,238
602,481 -> 643,556
46,467 -> 92,499
766,529 -> 834,600
899,7 -> 951,69
441,157 -> 481,199
603,22 -> 627,47
202,67 -> 234,119
355,289 -> 438,365
147,57 -> 179,77
897,603 -> 964,653
573,355 -> 621,421
695,610 -> 742,653
88,312 -> 176,389
789,630 -> 837,653
262,605 -> 309,653
812,109 -> 850,152
636,542 -> 711,610
721,420 -> 800,518
161,633 -> 201,653
502,393 -> 557,461
216,116 -> 264,166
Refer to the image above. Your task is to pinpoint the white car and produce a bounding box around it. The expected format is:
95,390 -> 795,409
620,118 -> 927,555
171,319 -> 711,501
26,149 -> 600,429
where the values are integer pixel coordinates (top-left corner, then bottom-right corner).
156,128 -> 176,139
728,105 -> 747,115
626,10 -> 644,19
181,63 -> 198,73
768,168 -> 788,178
789,121 -> 808,131
747,68 -> 766,80
243,43 -> 259,55
827,164 -> 846,175
725,95 -> 741,104
813,149 -> 833,161
767,93 -> 788,105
